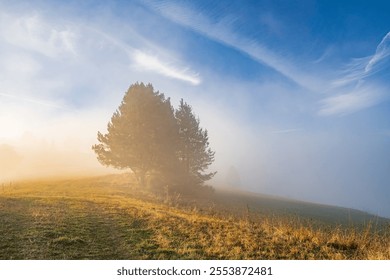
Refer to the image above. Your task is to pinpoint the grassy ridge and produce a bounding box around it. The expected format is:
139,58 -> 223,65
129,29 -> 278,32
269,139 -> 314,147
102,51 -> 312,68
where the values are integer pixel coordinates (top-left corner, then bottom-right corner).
0,175 -> 389,259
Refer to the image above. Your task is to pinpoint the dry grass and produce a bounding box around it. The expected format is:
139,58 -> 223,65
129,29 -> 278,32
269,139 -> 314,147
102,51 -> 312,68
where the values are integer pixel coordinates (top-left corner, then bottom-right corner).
0,174 -> 389,259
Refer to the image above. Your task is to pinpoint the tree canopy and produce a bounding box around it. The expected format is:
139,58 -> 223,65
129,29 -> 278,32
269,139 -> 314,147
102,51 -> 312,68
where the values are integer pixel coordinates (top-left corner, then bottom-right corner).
175,99 -> 216,185
92,82 -> 216,191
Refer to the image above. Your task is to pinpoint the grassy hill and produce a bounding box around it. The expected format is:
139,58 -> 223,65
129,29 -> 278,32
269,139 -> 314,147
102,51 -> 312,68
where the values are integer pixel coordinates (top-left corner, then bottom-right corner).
0,174 -> 389,260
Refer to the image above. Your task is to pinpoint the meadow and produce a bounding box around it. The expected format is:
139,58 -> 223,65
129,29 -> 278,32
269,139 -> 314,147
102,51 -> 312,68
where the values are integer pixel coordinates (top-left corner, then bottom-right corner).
0,174 -> 389,260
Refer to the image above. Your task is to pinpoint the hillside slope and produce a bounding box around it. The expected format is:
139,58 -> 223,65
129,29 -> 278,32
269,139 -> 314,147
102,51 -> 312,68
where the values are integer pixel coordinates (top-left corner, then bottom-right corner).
0,175 -> 389,259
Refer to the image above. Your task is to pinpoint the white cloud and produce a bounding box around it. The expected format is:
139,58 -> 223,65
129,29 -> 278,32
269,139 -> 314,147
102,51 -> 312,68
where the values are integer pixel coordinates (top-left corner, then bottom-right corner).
312,46 -> 335,64
318,85 -> 385,116
331,32 -> 390,88
365,32 -> 390,73
331,57 -> 371,87
321,32 -> 390,116
82,26 -> 201,85
1,12 -> 178,77
133,50 -> 201,85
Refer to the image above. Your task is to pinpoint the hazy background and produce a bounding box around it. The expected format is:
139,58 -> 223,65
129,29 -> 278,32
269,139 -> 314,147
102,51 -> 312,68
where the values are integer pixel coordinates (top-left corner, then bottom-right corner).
1,0 -> 390,218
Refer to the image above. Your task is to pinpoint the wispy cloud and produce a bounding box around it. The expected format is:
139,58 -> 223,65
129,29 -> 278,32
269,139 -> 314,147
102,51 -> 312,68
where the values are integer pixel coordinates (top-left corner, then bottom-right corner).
133,50 -> 201,85
332,33 -> 390,88
312,46 -> 335,64
365,32 -> 390,73
144,0 -> 322,91
320,32 -> 390,116
83,26 -> 201,85
0,12 -> 77,59
0,9 -> 201,87
331,57 -> 371,88
318,85 -> 385,116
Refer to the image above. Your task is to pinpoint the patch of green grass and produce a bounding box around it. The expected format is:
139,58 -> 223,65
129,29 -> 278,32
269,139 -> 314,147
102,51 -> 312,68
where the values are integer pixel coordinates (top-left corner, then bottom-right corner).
0,175 -> 389,259
0,196 -> 156,259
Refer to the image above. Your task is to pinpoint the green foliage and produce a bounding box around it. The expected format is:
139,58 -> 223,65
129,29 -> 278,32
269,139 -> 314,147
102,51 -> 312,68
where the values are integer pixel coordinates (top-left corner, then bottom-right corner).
92,83 -> 179,187
92,83 -> 216,192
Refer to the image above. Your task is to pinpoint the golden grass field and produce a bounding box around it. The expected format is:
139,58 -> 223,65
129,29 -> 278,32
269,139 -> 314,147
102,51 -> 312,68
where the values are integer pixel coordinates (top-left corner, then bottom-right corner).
0,174 -> 389,259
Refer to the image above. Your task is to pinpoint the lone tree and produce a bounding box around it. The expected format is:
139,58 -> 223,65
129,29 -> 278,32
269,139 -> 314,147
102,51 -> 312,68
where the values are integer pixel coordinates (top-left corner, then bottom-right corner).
92,83 -> 178,187
92,82 -> 216,191
175,99 -> 216,186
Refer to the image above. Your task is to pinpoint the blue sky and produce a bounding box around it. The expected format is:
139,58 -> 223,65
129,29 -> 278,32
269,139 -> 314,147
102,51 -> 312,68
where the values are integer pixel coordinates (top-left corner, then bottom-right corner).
1,0 -> 390,217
